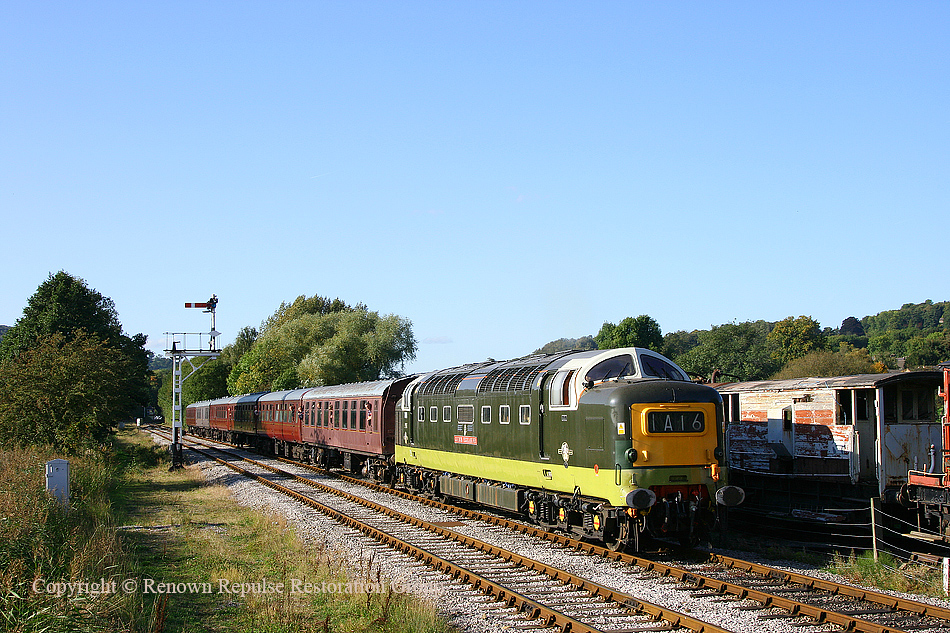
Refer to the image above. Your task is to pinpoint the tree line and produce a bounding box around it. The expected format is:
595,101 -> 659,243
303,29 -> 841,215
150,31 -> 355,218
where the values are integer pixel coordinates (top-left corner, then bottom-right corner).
1,269 -> 945,452
535,300 -> 950,383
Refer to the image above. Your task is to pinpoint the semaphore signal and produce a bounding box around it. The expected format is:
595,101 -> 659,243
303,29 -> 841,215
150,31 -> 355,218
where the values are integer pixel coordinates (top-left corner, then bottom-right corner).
165,295 -> 221,469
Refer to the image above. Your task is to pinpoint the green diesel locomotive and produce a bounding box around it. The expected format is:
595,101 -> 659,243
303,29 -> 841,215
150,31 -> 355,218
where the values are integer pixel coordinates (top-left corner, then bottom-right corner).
394,347 -> 744,550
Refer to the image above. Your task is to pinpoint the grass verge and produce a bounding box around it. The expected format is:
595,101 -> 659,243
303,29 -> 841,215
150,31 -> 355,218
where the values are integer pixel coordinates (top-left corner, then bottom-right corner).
1,428 -> 453,633
825,550 -> 946,598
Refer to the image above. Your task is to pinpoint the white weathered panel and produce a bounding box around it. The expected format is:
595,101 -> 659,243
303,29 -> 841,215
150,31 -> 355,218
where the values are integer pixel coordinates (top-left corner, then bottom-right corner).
881,423 -> 942,486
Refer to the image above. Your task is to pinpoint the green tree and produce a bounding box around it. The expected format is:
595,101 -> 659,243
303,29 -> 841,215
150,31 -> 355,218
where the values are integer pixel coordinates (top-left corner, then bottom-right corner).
260,295 -> 352,334
0,272 -> 150,425
229,304 -> 417,393
533,336 -> 597,354
772,346 -> 881,379
863,300 -> 949,335
0,332 -> 131,450
840,316 -> 865,336
904,332 -> 950,368
219,325 -> 258,368
674,321 -> 780,382
0,271 -> 125,361
662,330 -> 700,359
297,310 -> 417,386
767,316 -> 826,366
595,315 -> 663,351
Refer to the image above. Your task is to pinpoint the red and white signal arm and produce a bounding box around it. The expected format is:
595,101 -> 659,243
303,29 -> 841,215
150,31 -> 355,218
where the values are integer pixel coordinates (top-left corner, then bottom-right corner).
185,296 -> 218,310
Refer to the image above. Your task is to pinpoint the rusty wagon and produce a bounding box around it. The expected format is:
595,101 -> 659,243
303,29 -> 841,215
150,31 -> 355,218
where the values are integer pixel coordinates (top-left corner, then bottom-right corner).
717,371 -> 942,514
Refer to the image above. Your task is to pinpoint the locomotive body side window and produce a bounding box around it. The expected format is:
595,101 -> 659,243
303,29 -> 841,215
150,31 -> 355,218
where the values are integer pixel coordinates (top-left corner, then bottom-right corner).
481,405 -> 491,424
519,405 -> 531,425
430,406 -> 438,422
443,406 -> 451,422
417,406 -> 425,423
499,405 -> 510,425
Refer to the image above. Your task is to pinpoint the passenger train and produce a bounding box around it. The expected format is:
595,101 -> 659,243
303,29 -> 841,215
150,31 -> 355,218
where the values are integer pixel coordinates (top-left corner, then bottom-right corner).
187,347 -> 744,550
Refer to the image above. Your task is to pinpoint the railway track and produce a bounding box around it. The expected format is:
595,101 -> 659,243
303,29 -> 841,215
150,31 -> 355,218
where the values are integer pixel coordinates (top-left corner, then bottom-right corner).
151,428 -> 950,633
155,430 -> 731,632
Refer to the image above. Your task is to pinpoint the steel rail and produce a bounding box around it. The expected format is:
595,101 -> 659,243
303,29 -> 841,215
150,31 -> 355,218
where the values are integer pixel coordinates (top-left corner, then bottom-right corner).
707,553 -> 950,621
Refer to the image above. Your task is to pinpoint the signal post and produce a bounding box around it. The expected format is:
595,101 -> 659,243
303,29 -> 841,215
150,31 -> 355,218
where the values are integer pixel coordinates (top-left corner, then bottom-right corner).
165,296 -> 220,469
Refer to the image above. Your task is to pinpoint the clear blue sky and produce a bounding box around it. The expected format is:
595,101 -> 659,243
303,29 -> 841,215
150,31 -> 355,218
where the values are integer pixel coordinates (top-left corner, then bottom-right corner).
2,2 -> 947,374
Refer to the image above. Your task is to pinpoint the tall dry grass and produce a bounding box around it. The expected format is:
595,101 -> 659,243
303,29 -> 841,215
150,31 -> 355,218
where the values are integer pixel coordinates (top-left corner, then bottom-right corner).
0,444 -> 153,632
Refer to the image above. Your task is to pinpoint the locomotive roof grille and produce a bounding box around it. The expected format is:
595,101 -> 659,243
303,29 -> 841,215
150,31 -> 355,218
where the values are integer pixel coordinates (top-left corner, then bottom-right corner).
478,364 -> 546,393
419,371 -> 469,395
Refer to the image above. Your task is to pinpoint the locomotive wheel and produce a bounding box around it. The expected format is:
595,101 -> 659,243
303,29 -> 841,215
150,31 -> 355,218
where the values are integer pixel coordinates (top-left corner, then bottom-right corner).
605,519 -> 630,552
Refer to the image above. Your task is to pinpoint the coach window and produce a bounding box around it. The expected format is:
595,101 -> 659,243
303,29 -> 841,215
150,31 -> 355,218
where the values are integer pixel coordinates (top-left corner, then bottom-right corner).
481,405 -> 492,424
519,405 -> 531,425
359,401 -> 367,431
430,406 -> 438,422
351,401 -> 358,429
500,405 -> 510,425
333,401 -> 340,428
443,406 -> 451,423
